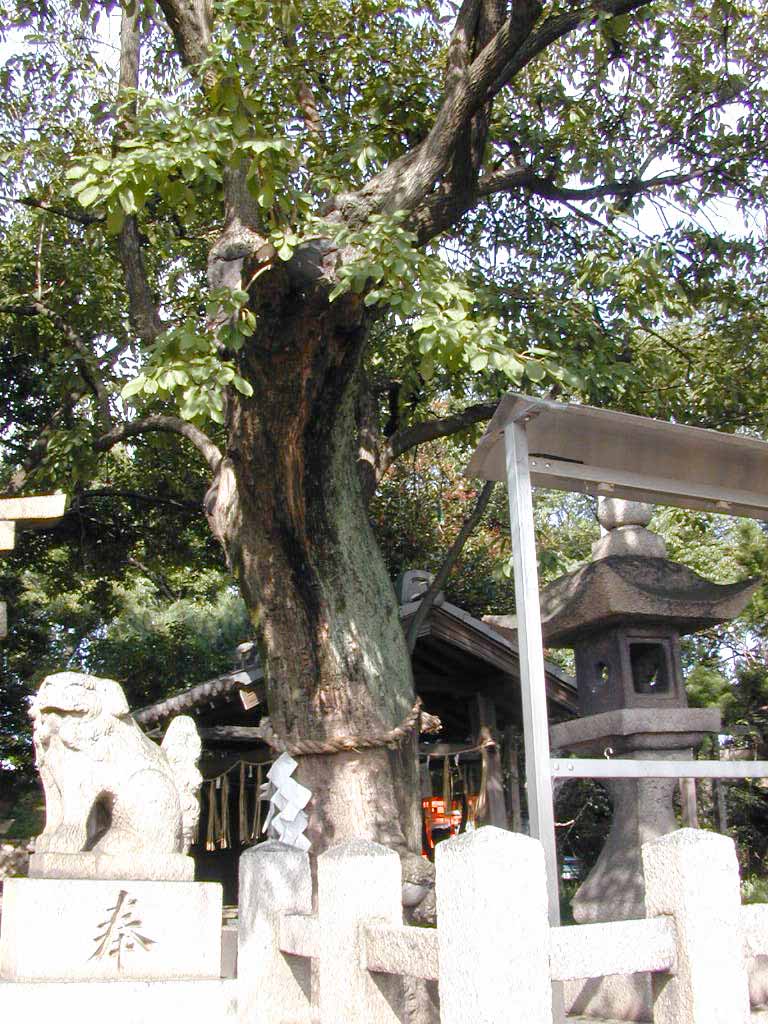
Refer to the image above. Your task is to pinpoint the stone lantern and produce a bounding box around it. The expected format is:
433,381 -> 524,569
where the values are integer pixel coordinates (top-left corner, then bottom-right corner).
488,497 -> 758,925
552,499 -> 757,923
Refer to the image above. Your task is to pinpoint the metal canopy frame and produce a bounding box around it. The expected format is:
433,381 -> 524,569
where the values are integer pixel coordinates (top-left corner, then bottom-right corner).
551,758 -> 768,780
465,392 -> 768,929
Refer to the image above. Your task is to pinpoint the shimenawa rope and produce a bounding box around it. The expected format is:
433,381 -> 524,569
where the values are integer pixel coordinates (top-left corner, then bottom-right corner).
259,697 -> 427,756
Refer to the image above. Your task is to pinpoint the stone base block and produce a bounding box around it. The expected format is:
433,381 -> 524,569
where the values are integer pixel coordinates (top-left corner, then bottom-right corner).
0,877 -> 222,981
565,972 -> 652,1022
564,959 -> 768,1020
750,956 -> 768,1008
0,978 -> 237,1023
29,850 -> 194,881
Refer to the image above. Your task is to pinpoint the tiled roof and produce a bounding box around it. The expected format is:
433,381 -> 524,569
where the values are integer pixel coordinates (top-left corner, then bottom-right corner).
133,663 -> 263,728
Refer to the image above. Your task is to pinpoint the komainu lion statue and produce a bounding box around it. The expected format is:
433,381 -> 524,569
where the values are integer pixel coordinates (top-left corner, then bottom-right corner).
29,671 -> 201,879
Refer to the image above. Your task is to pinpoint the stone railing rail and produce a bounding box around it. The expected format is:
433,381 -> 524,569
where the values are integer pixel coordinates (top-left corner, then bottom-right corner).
238,827 -> 759,1024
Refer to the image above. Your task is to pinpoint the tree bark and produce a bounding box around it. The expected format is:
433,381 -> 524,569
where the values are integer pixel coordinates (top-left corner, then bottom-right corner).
205,252 -> 423,863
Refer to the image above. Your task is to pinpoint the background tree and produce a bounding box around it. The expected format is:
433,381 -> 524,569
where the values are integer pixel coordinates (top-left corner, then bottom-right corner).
2,0 -> 768,881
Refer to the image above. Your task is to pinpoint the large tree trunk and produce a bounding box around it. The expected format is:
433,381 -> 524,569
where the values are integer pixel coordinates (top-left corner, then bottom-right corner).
206,246 -> 423,861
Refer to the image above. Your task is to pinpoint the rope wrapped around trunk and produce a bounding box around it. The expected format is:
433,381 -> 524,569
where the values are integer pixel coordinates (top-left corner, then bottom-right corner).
259,697 -> 439,756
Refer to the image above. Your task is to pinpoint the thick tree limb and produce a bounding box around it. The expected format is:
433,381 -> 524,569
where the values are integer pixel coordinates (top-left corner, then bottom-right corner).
73,488 -> 201,513
117,217 -> 164,343
0,192 -> 102,225
32,300 -> 112,428
346,0 -> 543,217
406,480 -> 496,652
115,4 -> 164,344
94,415 -> 222,471
443,0 -> 505,204
487,0 -> 655,96
117,3 -> 140,117
346,0 -> 657,233
154,0 -> 212,69
1,389 -> 84,496
0,299 -> 112,428
478,166 -> 709,203
356,375 -> 384,505
384,401 -> 497,473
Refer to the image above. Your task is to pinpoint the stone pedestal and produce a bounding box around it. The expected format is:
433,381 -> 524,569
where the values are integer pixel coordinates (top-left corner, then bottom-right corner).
0,877 -> 222,981
551,707 -> 720,924
28,850 -> 195,881
570,751 -> 686,924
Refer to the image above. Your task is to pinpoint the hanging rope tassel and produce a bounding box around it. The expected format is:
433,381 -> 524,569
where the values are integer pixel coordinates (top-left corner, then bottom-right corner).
442,753 -> 451,811
476,744 -> 489,820
250,763 -> 263,842
219,773 -> 231,849
462,763 -> 476,828
205,780 -> 218,851
238,762 -> 249,845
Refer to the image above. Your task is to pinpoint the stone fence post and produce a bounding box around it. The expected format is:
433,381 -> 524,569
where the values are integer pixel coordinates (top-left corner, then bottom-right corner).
642,828 -> 751,1024
317,839 -> 404,1024
238,839 -> 313,1024
436,827 -> 552,1023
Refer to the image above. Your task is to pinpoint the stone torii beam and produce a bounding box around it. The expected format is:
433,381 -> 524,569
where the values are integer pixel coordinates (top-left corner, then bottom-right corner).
0,493 -> 67,638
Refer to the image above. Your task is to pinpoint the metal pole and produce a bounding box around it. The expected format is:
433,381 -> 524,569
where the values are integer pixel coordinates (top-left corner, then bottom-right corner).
504,421 -> 560,926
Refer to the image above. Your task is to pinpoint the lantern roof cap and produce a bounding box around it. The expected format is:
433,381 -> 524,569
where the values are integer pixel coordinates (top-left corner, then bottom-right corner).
485,555 -> 759,648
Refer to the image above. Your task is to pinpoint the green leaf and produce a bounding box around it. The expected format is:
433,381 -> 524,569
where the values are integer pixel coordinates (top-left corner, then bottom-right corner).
106,207 -> 125,236
524,359 -> 546,382
232,110 -> 250,136
232,375 -> 254,396
121,374 -> 147,399
118,189 -> 137,214
609,13 -> 631,37
77,185 -> 101,208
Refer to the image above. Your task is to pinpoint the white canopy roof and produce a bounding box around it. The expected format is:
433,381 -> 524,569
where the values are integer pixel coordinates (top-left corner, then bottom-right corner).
465,392 -> 768,520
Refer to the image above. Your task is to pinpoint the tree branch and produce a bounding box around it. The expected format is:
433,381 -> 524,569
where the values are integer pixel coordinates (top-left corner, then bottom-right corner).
72,488 -> 201,513
115,4 -> 164,344
94,415 -> 222,472
356,374 -> 384,505
414,162 -> 714,242
477,166 -> 709,203
31,300 -> 113,428
0,298 -> 113,428
443,0 -> 505,204
1,388 -> 84,496
0,192 -> 102,226
154,0 -> 212,69
487,0 -> 655,97
117,218 -> 165,344
384,402 -> 498,473
342,0 -> 543,218
343,0 -> 657,235
126,555 -> 179,601
406,480 -> 496,652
